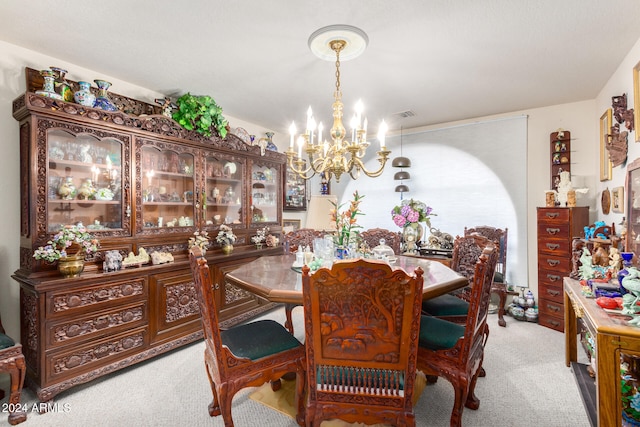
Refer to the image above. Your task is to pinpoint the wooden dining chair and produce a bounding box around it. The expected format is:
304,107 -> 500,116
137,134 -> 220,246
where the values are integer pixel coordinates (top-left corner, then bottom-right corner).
421,233 -> 491,324
417,243 -> 499,427
465,226 -> 517,327
0,314 -> 27,425
282,228 -> 326,333
360,228 -> 402,254
301,259 -> 424,427
189,247 -> 306,427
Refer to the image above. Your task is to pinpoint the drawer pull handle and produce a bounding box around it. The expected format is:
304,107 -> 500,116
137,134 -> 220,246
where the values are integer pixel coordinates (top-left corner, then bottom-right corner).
545,212 -> 560,219
547,289 -> 560,296
545,243 -> 560,250
549,320 -> 560,326
546,228 -> 561,235
546,259 -> 561,266
546,274 -> 561,282
611,340 -> 628,346
547,304 -> 560,312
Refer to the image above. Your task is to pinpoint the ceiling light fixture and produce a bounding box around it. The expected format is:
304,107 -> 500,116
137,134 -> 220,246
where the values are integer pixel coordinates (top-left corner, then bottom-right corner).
393,126 -> 411,196
286,25 -> 390,183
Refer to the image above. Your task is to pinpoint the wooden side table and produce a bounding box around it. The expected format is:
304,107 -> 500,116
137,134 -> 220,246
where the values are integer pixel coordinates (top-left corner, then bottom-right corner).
564,276 -> 640,426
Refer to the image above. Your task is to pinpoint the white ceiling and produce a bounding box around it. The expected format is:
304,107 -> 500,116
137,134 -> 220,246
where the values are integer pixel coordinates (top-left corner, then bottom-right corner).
2,0 -> 640,136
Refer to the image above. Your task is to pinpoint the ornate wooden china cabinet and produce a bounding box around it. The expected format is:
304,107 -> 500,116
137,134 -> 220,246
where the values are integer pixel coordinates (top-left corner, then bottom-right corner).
12,68 -> 284,402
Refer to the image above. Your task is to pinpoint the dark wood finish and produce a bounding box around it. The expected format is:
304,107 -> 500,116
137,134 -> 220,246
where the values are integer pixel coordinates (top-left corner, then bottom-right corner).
536,207 -> 589,331
550,130 -> 571,190
451,233 -> 492,302
360,228 -> 402,255
284,228 -> 325,253
417,244 -> 499,427
12,70 -> 287,402
301,259 -> 423,427
564,277 -> 640,427
0,314 -> 27,425
189,247 -> 306,427
225,254 -> 468,305
465,226 -> 517,327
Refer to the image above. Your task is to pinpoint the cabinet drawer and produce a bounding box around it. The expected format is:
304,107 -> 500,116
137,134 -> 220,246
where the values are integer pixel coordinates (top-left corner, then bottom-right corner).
47,301 -> 148,348
46,327 -> 148,384
537,238 -> 571,256
537,268 -> 567,288
539,312 -> 564,332
538,282 -> 564,304
537,223 -> 572,240
537,208 -> 570,223
47,278 -> 147,317
538,254 -> 572,272
538,297 -> 564,317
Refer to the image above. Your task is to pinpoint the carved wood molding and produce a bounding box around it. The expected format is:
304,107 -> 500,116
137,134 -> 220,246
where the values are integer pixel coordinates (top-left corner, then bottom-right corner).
165,282 -> 199,323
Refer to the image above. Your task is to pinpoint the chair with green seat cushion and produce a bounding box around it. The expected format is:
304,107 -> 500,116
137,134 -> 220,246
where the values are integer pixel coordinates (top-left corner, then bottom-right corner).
302,259 -> 424,427
421,233 -> 490,324
417,243 -> 499,427
0,314 -> 27,425
189,247 -> 306,427
465,225 -> 517,327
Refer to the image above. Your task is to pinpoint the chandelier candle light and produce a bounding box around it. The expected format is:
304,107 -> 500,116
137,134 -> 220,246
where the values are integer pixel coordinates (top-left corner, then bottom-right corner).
286,25 -> 390,183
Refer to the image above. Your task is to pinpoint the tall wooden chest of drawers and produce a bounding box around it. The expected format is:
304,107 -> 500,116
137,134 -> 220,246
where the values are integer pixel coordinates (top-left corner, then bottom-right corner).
537,207 -> 589,331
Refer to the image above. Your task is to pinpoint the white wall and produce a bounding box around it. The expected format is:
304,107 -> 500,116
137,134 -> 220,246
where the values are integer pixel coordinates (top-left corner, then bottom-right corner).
593,37 -> 640,223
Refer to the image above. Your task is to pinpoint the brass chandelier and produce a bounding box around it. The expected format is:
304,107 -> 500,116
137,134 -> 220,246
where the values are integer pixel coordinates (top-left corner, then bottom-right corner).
286,25 -> 390,183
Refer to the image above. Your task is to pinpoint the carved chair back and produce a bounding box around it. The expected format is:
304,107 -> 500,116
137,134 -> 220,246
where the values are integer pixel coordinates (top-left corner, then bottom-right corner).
451,232 -> 491,283
360,228 -> 402,254
464,226 -> 515,326
302,259 -> 424,427
284,228 -> 325,253
188,247 -> 306,426
464,226 -> 507,278
417,243 -> 498,426
0,312 -> 27,424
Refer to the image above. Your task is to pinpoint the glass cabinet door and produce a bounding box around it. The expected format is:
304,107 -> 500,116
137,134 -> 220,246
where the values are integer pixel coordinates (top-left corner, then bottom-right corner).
204,155 -> 244,225
251,163 -> 279,224
284,166 -> 307,211
47,129 -> 124,233
140,146 -> 195,229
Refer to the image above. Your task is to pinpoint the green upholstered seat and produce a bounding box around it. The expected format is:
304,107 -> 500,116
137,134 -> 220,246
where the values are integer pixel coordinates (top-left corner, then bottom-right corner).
418,315 -> 465,351
494,271 -> 504,283
422,293 -> 469,316
221,319 -> 302,360
0,333 -> 15,350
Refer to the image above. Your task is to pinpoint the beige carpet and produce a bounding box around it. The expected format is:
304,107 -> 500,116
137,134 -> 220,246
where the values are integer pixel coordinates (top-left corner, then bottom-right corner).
250,372 -> 427,427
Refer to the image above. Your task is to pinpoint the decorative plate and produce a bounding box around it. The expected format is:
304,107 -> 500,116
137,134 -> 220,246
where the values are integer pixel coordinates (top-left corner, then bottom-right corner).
224,162 -> 237,174
601,188 -> 611,214
232,127 -> 251,144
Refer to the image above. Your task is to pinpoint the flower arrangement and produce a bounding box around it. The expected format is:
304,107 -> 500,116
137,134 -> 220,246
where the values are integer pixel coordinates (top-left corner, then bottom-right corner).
215,224 -> 237,246
391,199 -> 434,229
33,224 -> 100,263
188,230 -> 210,250
330,190 -> 365,246
265,234 -> 279,247
251,227 -> 268,246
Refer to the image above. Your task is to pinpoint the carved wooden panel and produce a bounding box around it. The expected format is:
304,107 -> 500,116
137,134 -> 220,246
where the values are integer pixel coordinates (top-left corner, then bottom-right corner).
50,303 -> 146,345
165,282 -> 199,323
20,290 -> 39,371
49,279 -> 145,314
50,330 -> 146,378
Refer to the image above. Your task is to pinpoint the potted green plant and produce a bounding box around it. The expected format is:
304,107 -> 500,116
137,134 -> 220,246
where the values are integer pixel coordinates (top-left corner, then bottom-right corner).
172,93 -> 229,138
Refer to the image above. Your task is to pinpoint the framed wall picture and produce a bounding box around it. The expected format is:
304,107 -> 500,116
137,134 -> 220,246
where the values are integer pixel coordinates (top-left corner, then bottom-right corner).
613,186 -> 624,213
600,108 -> 613,181
282,219 -> 301,234
634,60 -> 640,142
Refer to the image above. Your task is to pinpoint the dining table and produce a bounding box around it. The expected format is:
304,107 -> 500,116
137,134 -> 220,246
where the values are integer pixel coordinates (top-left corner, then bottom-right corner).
225,253 -> 468,306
